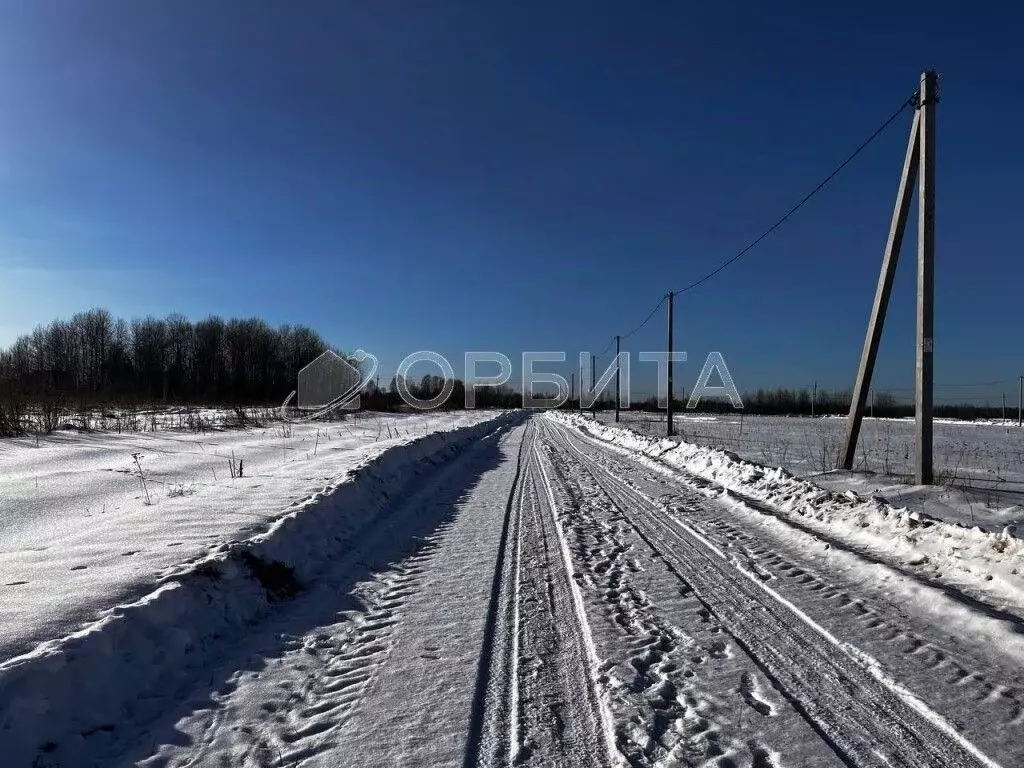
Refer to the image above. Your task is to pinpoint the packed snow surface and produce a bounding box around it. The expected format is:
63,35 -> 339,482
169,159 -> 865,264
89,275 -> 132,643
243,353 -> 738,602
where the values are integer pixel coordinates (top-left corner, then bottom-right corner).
2,411 -> 1022,767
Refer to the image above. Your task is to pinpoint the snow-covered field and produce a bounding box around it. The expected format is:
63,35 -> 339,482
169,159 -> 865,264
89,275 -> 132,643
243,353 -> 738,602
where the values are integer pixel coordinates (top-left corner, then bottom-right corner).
0,410 -> 503,660
2,411 -> 1022,767
599,410 -> 1024,532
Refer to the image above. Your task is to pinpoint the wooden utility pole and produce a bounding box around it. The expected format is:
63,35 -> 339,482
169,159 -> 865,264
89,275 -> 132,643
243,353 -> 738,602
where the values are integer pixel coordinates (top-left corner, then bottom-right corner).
667,292 -> 675,438
591,354 -> 596,418
916,70 -> 937,485
1018,376 -> 1022,427
842,71 -> 937,485
1003,392 -> 1006,423
812,381 -> 817,418
614,335 -> 621,423
571,372 -> 575,412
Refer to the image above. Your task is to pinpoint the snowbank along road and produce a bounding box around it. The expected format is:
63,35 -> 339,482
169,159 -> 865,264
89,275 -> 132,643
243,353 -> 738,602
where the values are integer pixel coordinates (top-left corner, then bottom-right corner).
4,412 -> 1022,767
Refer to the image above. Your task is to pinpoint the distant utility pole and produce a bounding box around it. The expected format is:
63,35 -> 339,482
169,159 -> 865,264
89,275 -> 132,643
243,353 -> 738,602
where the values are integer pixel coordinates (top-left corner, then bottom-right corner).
842,70 -> 937,484
614,335 -> 621,423
1019,375 -> 1022,427
571,372 -> 575,412
812,381 -> 817,418
1003,392 -> 1006,423
591,354 -> 596,419
666,292 -> 675,438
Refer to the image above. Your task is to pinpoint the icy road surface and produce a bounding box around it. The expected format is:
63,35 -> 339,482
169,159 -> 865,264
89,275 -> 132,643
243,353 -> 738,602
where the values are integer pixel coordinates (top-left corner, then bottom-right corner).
8,414 -> 1023,767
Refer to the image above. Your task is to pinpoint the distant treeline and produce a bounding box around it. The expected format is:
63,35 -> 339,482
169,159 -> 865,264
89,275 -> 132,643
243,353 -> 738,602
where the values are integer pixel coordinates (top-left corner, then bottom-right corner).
0,309 -> 1011,423
617,387 -> 1016,421
0,308 -> 334,405
0,310 -> 524,423
362,375 -> 522,411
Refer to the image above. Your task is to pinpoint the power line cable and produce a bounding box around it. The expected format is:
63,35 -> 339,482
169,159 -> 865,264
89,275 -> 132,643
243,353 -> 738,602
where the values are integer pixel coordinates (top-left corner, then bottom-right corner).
591,295 -> 665,363
621,295 -> 667,341
670,91 -> 920,296
591,87 -> 919,361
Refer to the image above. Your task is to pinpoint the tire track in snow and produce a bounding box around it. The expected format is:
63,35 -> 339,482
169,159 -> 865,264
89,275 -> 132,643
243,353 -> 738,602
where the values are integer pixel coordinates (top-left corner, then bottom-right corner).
536,439 -> 750,766
567,425 -> 1024,760
467,419 -> 529,768
272,541 -> 444,763
140,502 -> 464,768
544,419 -> 1001,768
319,422 -> 533,767
680,508 -> 1024,732
474,420 -> 615,767
531,439 -> 618,765
578,417 -> 1024,634
121,421 -> 524,768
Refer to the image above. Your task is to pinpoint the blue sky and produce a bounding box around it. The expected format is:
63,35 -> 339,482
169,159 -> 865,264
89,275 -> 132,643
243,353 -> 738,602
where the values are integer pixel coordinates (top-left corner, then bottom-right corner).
0,2 -> 1020,402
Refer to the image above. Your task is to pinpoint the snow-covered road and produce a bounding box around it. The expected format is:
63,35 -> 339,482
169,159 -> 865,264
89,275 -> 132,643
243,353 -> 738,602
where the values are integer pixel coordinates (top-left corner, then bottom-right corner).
538,418 -> 1020,767
7,414 -> 1022,767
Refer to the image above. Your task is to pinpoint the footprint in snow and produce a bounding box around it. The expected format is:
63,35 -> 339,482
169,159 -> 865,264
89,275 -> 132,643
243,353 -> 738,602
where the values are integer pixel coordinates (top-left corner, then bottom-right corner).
70,565 -> 87,571
5,581 -> 29,586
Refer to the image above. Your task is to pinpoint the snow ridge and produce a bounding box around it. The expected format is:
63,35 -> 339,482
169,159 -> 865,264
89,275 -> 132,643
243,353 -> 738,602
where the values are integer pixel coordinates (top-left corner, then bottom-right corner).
0,411 -> 521,766
549,412 -> 1024,616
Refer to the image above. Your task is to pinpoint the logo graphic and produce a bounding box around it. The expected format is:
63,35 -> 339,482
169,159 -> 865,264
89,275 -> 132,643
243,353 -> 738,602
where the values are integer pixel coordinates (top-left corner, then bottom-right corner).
279,349 -> 378,421
279,348 -> 742,415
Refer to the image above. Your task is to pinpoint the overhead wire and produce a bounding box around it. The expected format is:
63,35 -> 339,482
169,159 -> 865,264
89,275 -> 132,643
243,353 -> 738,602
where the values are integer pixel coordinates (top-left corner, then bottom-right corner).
623,295 -> 667,340
591,87 -> 921,355
670,91 -> 920,296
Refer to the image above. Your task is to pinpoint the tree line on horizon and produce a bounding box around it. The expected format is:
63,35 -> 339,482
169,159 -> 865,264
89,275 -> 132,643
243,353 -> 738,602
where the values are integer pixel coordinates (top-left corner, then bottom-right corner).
0,309 -> 1010,429
0,310 -> 524,432
623,387 -> 1013,421
0,308 -> 333,406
